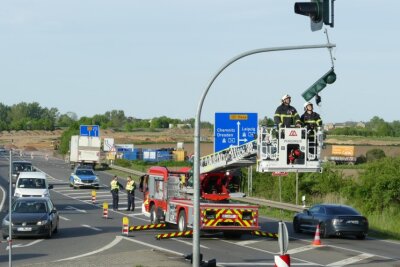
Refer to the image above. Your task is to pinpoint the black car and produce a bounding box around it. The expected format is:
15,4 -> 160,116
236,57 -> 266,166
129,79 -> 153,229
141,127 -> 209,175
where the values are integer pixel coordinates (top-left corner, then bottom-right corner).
2,197 -> 59,239
293,204 -> 368,239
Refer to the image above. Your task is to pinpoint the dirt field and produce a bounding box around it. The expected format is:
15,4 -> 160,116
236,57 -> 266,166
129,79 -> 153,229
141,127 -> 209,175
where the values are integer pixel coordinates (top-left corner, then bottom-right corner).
0,129 -> 399,158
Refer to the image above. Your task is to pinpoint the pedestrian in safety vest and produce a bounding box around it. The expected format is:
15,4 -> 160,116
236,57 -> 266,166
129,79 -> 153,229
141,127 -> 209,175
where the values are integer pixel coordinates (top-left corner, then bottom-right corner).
110,175 -> 124,211
126,176 -> 136,211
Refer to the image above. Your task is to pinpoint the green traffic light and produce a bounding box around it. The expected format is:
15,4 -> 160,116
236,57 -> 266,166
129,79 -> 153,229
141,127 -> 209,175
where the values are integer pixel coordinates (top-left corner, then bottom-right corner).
301,69 -> 336,101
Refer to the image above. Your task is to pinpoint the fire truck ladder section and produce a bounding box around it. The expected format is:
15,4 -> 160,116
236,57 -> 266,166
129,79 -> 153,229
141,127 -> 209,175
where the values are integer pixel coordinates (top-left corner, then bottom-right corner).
200,140 -> 257,174
257,126 -> 323,173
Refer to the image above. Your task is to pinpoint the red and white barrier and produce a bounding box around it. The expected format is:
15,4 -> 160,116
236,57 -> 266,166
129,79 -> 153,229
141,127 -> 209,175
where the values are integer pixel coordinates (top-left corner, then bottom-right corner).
274,254 -> 290,267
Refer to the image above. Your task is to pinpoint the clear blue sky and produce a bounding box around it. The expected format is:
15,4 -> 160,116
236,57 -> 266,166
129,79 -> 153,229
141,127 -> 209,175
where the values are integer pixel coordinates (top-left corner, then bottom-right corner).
1,1 -> 398,124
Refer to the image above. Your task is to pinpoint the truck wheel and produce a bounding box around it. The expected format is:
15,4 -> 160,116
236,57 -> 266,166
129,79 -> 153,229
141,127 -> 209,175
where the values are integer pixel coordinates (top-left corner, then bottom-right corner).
178,210 -> 187,232
150,205 -> 159,224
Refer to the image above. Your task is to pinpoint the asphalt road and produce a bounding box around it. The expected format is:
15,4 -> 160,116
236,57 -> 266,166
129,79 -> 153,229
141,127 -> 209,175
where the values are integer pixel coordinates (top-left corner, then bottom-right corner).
0,154 -> 400,267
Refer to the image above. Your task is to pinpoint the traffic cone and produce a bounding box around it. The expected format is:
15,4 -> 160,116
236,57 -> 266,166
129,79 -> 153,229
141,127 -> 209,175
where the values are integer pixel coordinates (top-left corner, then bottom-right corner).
122,217 -> 129,236
312,224 -> 322,246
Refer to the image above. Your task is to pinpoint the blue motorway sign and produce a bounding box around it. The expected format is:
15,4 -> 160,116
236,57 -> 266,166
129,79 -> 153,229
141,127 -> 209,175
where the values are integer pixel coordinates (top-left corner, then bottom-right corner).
214,113 -> 258,152
80,125 -> 100,137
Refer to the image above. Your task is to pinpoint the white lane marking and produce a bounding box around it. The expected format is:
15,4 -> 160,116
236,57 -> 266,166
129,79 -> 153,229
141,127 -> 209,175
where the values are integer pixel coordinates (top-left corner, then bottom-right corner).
219,263 -> 316,266
121,236 -> 184,256
0,185 -> 6,212
59,216 -> 70,221
7,239 -> 44,250
65,206 -> 87,213
56,236 -> 123,261
34,166 -> 62,181
173,238 -> 209,249
81,224 -> 102,231
326,253 -> 375,266
221,239 -> 321,266
287,245 -> 317,255
235,240 -> 262,246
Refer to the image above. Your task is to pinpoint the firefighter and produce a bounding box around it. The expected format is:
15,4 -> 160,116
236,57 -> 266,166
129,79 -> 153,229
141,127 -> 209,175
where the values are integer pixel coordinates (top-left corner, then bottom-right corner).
274,94 -> 301,128
301,102 -> 322,130
126,176 -> 136,211
110,175 -> 124,211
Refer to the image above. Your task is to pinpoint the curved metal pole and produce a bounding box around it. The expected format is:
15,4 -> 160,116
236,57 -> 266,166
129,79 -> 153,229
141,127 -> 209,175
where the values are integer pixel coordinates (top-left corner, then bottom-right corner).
193,43 -> 335,267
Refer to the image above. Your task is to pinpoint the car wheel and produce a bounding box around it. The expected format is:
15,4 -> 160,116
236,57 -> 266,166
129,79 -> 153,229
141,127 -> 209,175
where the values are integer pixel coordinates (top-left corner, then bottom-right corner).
47,224 -> 53,238
54,220 -> 59,234
356,232 -> 366,240
178,210 -> 187,232
293,218 -> 302,233
319,222 -> 328,238
150,205 -> 159,224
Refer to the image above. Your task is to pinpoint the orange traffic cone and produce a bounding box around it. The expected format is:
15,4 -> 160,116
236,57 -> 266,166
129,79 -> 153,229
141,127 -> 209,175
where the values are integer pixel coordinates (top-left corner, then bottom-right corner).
312,224 -> 322,246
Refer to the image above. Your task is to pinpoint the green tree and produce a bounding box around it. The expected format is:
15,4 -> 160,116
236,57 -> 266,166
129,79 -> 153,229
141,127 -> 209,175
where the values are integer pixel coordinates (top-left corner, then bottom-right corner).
366,149 -> 386,162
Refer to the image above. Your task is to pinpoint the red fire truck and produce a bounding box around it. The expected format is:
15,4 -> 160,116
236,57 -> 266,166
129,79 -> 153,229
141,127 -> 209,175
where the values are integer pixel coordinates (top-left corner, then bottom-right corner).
143,166 -> 259,237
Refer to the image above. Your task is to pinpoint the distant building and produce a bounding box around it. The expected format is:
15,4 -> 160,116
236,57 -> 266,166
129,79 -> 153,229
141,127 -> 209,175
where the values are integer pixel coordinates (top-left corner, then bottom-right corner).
168,123 -> 192,129
324,121 -> 366,131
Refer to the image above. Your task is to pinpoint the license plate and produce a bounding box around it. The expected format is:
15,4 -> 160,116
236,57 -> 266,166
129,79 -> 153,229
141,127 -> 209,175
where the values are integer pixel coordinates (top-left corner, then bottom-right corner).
347,220 -> 359,224
17,227 -> 32,232
222,214 -> 237,219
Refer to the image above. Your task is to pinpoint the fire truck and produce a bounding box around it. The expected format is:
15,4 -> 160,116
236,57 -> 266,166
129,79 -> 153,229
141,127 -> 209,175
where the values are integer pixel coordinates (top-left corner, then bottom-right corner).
143,166 -> 260,237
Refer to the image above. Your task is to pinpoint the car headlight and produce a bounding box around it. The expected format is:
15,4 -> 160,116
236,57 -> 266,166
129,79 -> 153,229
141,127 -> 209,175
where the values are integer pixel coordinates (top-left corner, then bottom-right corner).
42,192 -> 50,197
14,192 -> 21,197
37,220 -> 48,225
332,218 -> 344,225
94,176 -> 99,182
74,177 -> 81,182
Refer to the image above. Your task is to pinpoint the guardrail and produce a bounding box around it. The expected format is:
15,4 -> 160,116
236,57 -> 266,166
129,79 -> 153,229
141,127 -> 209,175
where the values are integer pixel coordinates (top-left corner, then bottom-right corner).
109,164 -> 145,177
231,196 -> 305,212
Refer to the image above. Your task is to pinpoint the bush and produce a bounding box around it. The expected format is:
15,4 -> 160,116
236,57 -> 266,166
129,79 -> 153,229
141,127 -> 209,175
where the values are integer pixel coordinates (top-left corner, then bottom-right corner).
115,158 -> 132,168
366,148 -> 386,162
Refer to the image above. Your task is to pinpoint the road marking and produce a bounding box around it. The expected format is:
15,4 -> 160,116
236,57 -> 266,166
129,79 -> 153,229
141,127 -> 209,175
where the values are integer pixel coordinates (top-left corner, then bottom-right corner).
121,236 -> 184,256
65,206 -> 87,213
326,253 -> 375,266
7,239 -> 44,250
235,240 -> 262,246
56,236 -> 123,262
81,224 -> 102,231
59,216 -> 70,221
173,238 -> 209,249
221,239 -> 321,266
287,245 -> 317,255
219,263 -> 316,266
0,185 -> 6,212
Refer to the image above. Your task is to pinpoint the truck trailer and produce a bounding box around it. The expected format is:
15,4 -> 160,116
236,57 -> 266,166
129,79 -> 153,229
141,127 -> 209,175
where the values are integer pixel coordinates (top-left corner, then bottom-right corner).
69,135 -> 101,169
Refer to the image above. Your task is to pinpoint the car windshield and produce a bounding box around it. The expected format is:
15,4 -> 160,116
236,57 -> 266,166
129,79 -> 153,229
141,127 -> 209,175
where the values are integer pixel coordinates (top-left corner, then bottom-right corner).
13,201 -> 48,213
17,178 -> 46,189
325,206 -> 359,215
76,170 -> 94,176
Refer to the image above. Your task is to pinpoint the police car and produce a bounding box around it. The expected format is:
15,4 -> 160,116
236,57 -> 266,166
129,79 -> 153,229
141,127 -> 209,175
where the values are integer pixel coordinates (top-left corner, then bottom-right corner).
69,166 -> 100,189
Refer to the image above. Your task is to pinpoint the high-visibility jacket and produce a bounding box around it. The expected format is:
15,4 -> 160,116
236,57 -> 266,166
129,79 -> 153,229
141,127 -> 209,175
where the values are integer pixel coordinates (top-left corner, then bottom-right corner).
126,180 -> 135,192
301,111 -> 322,129
274,104 -> 301,128
111,180 -> 119,191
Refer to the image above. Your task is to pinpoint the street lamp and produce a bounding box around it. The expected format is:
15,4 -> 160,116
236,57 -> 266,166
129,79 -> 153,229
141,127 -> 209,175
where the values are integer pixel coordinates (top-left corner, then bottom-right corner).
193,42 -> 335,267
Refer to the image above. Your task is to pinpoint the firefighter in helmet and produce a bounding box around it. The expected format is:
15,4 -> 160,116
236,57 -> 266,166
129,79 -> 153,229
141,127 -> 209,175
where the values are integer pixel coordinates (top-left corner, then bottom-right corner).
274,94 -> 301,128
301,101 -> 322,130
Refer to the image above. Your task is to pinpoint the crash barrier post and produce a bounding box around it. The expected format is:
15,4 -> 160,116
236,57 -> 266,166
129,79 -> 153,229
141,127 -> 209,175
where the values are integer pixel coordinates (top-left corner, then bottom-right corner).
91,190 -> 96,204
312,224 -> 322,246
274,255 -> 290,267
251,230 -> 279,239
103,202 -> 108,219
156,230 -> 193,240
122,217 -> 129,236
129,223 -> 166,232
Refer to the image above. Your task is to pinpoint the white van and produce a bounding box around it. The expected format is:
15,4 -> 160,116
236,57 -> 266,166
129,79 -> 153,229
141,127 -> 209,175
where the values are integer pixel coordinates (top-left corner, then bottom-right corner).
14,172 -> 53,198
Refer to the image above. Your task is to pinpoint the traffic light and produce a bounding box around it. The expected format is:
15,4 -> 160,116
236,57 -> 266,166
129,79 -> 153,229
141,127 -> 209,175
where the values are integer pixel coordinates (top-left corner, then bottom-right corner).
294,0 -> 334,31
301,68 -> 336,102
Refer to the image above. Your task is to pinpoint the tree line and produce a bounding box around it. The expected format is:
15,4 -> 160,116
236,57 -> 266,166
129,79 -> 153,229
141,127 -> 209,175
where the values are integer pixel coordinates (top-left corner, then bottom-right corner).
0,102 -> 212,131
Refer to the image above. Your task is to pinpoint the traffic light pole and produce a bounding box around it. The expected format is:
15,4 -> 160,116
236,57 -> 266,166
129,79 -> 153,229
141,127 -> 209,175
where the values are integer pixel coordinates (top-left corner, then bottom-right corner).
194,42 -> 335,267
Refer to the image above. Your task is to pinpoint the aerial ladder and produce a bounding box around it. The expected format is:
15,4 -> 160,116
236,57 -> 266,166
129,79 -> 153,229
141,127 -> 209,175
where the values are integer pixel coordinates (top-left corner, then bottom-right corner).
200,126 -> 323,174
